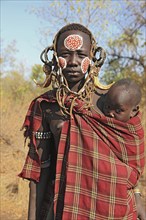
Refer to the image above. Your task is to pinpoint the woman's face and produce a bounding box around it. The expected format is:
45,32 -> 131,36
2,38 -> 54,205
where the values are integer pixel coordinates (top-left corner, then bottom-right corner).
56,30 -> 91,84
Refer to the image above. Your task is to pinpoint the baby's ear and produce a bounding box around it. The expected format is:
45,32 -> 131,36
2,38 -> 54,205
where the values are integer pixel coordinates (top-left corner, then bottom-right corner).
130,105 -> 139,118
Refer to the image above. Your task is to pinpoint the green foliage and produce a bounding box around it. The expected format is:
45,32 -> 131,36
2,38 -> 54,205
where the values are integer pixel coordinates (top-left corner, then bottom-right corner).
0,41 -> 18,76
30,64 -> 44,82
99,0 -> 146,108
1,71 -> 34,103
1,70 -> 50,118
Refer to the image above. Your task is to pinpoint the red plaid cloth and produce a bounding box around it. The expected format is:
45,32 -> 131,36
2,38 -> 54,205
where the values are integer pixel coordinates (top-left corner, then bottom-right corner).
19,92 -> 145,219
54,99 -> 145,220
18,91 -> 56,182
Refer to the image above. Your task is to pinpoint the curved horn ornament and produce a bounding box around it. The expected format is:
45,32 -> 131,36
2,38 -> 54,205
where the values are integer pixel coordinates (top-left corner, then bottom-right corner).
40,45 -> 54,64
34,46 -> 55,88
33,74 -> 52,88
91,46 -> 114,89
94,76 -> 114,90
93,46 -> 106,68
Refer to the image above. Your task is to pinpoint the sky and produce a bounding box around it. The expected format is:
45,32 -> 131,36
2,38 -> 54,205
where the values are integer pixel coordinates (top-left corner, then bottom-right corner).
1,0 -> 144,78
1,0 -> 49,76
1,0 -> 121,77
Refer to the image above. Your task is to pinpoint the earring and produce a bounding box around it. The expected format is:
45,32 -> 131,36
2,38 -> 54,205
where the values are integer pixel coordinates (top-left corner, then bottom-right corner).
93,46 -> 106,68
33,45 -> 55,88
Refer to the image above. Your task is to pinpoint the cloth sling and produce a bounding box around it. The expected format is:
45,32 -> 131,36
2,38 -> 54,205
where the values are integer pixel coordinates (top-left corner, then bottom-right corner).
19,91 -> 145,220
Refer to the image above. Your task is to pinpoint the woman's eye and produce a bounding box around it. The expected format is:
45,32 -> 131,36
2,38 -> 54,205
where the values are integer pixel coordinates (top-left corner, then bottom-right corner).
79,54 -> 86,58
61,53 -> 69,57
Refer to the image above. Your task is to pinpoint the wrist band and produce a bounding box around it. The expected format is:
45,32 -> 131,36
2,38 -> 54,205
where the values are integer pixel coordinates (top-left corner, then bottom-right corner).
34,131 -> 52,139
41,155 -> 51,168
133,188 -> 142,196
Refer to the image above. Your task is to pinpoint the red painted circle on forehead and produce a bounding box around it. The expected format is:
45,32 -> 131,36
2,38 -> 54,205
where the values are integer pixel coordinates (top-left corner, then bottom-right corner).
64,34 -> 83,51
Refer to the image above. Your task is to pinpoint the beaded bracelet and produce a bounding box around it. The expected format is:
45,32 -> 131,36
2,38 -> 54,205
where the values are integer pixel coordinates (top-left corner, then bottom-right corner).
34,131 -> 52,139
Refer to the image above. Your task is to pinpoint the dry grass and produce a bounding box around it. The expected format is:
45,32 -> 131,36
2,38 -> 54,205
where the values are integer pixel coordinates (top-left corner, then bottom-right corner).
0,96 -> 31,220
0,140 -> 29,220
0,94 -> 146,220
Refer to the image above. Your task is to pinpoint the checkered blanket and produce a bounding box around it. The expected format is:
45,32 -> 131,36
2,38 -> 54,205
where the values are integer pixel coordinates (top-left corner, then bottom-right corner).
19,92 -> 145,220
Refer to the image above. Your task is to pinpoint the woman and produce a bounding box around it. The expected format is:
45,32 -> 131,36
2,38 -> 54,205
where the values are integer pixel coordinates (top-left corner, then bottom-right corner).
19,23 -> 145,220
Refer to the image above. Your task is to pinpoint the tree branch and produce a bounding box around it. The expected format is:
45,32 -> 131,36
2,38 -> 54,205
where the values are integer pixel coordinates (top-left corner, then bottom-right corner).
108,53 -> 145,69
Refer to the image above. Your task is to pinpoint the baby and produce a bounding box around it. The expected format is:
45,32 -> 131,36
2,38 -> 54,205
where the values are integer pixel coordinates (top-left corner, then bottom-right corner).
101,78 -> 142,122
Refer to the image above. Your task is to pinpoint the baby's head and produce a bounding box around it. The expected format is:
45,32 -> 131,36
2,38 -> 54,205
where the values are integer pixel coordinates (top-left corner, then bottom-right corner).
103,78 -> 141,122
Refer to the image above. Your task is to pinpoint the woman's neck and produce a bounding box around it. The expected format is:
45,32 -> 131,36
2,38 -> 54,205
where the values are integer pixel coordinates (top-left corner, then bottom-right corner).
68,78 -> 86,93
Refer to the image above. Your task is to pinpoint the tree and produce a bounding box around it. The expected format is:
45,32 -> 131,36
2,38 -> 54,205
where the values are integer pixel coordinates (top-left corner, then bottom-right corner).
103,0 -> 146,81
30,64 -> 44,82
0,40 -> 18,76
30,0 -> 145,72
29,0 -> 115,46
1,71 -> 33,103
29,0 -> 146,106
101,1 -> 146,107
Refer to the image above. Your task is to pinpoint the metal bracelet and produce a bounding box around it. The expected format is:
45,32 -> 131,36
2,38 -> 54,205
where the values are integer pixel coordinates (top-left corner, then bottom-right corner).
133,188 -> 142,196
41,156 -> 51,168
35,131 -> 52,139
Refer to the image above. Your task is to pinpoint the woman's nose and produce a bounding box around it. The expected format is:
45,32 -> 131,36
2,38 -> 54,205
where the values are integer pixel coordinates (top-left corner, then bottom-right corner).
68,53 -> 78,65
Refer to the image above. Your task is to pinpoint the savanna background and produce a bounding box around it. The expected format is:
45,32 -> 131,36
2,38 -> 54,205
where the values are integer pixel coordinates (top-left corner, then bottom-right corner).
1,1 -> 146,219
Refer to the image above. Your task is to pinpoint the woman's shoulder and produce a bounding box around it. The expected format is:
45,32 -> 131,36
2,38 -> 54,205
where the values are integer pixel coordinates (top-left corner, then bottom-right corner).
32,89 -> 56,102
92,88 -> 107,112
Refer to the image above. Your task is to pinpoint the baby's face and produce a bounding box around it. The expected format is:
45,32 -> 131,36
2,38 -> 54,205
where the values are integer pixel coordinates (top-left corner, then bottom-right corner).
103,85 -> 136,122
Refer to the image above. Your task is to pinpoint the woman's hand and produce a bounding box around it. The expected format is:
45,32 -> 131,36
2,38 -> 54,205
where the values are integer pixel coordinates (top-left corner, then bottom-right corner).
135,193 -> 146,220
28,181 -> 36,220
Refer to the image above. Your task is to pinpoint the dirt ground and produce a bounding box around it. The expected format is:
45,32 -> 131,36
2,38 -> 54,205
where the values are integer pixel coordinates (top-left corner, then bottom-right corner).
0,137 -> 28,220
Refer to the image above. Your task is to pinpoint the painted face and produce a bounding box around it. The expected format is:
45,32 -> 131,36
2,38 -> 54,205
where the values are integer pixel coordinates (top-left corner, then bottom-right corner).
103,85 -> 138,122
56,30 -> 91,84
58,55 -> 91,74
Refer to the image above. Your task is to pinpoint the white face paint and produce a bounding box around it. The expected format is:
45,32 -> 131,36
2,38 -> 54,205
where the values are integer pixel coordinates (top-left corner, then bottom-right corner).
58,56 -> 67,69
64,34 -> 83,51
58,34 -> 90,73
81,57 -> 91,74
